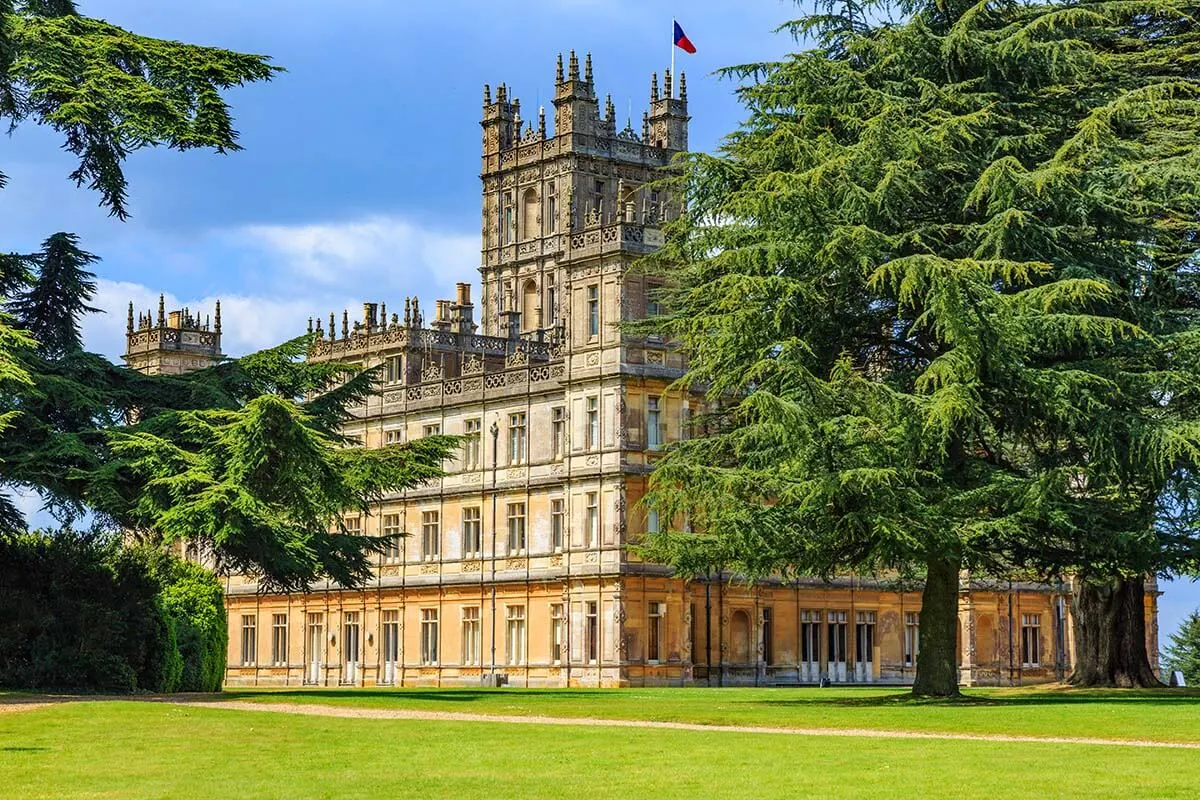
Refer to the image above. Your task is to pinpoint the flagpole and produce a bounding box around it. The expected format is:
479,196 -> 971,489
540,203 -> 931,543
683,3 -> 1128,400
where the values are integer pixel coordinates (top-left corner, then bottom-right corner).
670,18 -> 676,98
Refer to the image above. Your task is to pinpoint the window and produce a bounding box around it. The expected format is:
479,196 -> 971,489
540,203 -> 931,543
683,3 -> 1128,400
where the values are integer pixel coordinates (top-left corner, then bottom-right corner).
343,612 -> 360,683
1021,614 -> 1041,667
585,601 -> 599,663
647,397 -> 662,450
585,396 -> 599,450
593,180 -> 605,219
382,513 -> 402,562
680,404 -> 693,441
585,492 -> 599,548
462,607 -> 481,666
521,188 -> 539,240
546,275 -> 558,324
271,614 -> 288,667
551,499 -> 565,551
381,610 -> 400,684
646,284 -> 664,318
547,183 -> 558,233
550,604 -> 565,664
508,412 -> 527,465
904,612 -> 920,667
462,507 -> 482,558
420,609 -> 439,665
343,516 -> 361,534
463,418 -> 481,470
828,610 -> 848,664
506,502 -> 527,553
423,423 -> 441,437
648,602 -> 664,663
240,615 -> 257,666
856,611 -> 876,664
384,429 -> 403,446
385,355 -> 403,384
762,607 -> 773,666
305,613 -> 323,684
506,605 -> 527,666
587,285 -> 600,337
421,510 -> 440,561
801,610 -> 821,664
503,191 -> 515,244
646,508 -> 660,534
551,406 -> 566,460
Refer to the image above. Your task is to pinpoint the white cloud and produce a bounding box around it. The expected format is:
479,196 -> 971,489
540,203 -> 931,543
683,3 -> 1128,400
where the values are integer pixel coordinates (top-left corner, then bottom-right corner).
81,214 -> 480,361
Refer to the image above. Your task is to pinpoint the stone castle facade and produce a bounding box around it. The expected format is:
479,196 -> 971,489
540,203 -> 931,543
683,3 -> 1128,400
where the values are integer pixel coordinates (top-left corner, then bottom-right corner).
126,52 -> 1158,688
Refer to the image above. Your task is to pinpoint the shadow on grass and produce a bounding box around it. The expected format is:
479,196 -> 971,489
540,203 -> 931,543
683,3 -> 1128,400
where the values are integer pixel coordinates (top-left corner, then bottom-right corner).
222,684 -> 1200,711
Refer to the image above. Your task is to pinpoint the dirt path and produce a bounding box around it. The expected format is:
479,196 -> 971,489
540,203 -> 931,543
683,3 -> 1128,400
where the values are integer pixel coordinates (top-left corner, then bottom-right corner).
150,698 -> 1200,750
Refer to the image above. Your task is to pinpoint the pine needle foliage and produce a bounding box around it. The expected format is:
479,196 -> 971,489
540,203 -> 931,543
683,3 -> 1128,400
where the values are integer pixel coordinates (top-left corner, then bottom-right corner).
640,0 -> 1200,694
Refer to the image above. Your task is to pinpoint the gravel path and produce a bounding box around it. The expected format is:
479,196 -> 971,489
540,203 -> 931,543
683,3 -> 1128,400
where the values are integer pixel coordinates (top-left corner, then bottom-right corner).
157,698 -> 1200,750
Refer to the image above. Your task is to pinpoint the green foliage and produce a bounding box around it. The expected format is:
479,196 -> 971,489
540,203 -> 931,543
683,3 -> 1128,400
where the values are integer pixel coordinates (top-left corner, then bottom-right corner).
6,232 -> 98,358
1164,609 -> 1200,686
146,550 -> 226,692
0,0 -> 280,217
639,0 -> 1200,691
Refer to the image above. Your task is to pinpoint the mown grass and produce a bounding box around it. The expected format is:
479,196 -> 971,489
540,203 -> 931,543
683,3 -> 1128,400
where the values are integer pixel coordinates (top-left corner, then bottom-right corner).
221,684 -> 1200,742
2,700 -> 1198,799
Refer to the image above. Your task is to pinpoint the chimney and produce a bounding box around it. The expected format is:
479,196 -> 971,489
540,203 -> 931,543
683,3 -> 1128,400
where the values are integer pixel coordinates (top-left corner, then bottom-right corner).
452,282 -> 476,335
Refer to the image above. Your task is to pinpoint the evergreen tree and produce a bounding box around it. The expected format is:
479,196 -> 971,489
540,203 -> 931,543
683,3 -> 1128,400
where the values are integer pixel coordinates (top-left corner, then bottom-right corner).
641,0 -> 1200,694
1163,610 -> 1200,686
7,233 -> 99,358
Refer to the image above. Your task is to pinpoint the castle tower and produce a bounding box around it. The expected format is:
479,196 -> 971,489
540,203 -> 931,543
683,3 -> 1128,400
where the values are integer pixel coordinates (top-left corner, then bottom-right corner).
479,52 -> 688,338
123,296 -> 224,375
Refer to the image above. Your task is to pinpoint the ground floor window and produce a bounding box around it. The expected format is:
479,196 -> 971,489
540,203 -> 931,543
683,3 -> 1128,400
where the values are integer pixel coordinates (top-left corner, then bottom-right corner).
421,609 -> 439,665
240,615 -> 257,666
827,610 -> 848,664
855,611 -> 876,664
904,611 -> 920,667
382,610 -> 400,684
550,604 -> 564,664
585,601 -> 599,663
801,610 -> 821,665
761,607 -> 773,665
462,607 -> 480,666
1021,613 -> 1041,667
647,602 -> 664,663
506,605 -> 526,666
343,612 -> 360,683
271,614 -> 288,666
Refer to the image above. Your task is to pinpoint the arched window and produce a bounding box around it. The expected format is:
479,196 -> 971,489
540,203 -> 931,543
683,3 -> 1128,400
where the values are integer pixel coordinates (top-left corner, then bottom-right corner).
521,188 -> 539,240
730,610 -> 751,664
521,279 -> 539,331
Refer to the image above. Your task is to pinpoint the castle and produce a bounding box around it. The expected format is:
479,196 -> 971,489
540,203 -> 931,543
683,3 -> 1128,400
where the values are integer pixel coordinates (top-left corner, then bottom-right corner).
125,52 -> 1158,687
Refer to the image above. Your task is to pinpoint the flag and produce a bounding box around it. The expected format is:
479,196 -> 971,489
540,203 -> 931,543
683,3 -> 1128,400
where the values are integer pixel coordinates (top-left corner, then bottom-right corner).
673,21 -> 696,54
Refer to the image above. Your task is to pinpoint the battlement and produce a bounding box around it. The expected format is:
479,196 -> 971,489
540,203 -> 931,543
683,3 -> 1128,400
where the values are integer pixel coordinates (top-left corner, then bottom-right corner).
123,295 -> 223,376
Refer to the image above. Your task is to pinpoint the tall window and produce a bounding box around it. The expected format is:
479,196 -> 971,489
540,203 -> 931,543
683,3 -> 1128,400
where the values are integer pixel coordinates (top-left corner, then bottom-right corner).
381,610 -> 400,684
585,492 -> 599,548
551,406 -> 566,460
550,499 -> 565,551
503,191 -> 515,244
343,516 -> 361,535
904,612 -> 920,667
646,508 -> 660,534
461,607 -> 481,666
593,180 -> 605,219
856,611 -> 876,664
421,510 -> 440,561
586,285 -> 600,338
420,609 -> 439,665
463,418 -> 482,470
508,412 -> 527,465
647,397 -> 662,450
827,610 -> 848,664
1021,614 -> 1042,667
462,507 -> 482,558
648,602 -> 664,663
585,396 -> 599,450
305,613 -> 323,684
585,601 -> 599,663
762,607 -> 774,666
271,614 -> 288,667
680,404 -> 693,441
506,605 -> 527,666
546,274 -> 558,323
385,355 -> 403,384
547,182 -> 558,233
342,612 -> 360,684
550,603 -> 565,664
521,188 -> 539,240
240,615 -> 257,667
801,610 -> 821,665
382,513 -> 402,563
646,283 -> 664,318
506,502 -> 526,553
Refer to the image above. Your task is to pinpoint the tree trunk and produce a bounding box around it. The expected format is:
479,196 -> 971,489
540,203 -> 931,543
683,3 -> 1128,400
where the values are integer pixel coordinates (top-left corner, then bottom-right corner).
1068,575 -> 1161,688
912,553 -> 962,697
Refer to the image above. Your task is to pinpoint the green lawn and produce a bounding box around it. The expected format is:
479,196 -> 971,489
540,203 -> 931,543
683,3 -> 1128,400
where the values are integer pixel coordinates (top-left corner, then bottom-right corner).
2,700 -> 1198,799
222,684 -> 1200,743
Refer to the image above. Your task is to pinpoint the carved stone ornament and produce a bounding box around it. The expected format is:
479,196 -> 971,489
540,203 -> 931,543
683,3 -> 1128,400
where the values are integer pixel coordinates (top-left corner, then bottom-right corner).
463,353 -> 484,374
421,361 -> 444,382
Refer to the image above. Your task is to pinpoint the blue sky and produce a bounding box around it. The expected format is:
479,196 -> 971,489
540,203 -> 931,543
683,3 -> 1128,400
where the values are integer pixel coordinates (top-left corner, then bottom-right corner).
2,0 -> 1196,647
